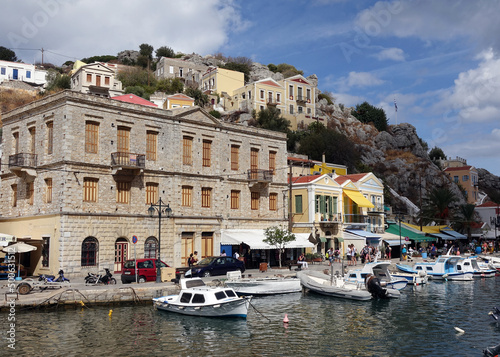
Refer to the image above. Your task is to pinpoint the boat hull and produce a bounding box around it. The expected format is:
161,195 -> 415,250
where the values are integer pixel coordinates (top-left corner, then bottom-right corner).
391,272 -> 428,285
298,271 -> 372,301
153,295 -> 251,318
225,277 -> 301,295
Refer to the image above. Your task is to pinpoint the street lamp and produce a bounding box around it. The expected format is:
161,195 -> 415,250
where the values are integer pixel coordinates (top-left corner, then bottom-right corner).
148,198 -> 172,283
395,213 -> 405,261
491,209 -> 499,252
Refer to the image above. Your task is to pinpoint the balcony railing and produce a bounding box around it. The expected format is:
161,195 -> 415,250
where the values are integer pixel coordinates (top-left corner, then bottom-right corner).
368,204 -> 385,213
9,153 -> 37,168
111,152 -> 145,169
296,95 -> 310,103
343,214 -> 369,224
247,169 -> 273,182
317,213 -> 342,223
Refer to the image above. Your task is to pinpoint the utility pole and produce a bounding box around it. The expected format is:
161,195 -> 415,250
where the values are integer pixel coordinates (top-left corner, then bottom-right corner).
41,47 -> 44,65
288,164 -> 293,232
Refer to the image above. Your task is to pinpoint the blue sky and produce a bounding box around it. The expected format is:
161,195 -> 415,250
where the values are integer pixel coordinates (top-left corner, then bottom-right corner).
2,0 -> 500,175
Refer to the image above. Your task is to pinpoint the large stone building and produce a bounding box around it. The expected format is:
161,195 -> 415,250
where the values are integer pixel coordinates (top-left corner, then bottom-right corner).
0,90 -> 288,277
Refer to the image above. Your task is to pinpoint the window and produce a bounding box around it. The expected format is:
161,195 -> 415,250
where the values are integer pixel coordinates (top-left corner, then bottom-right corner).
307,108 -> 311,114
46,121 -> 53,155
202,140 -> 211,167
315,195 -> 336,219
231,190 -> 240,209
183,136 -> 193,165
250,148 -> 259,179
45,178 -> 52,203
26,70 -> 31,79
182,186 -> 192,207
231,145 -> 239,170
307,88 -> 311,101
260,105 -> 264,111
295,195 -> 303,214
268,92 -> 273,103
463,175 -> 469,182
83,178 -> 98,202
277,93 -> 281,102
192,294 -> 206,304
260,90 -> 264,99
251,192 -> 260,210
117,126 -> 130,152
29,127 -> 36,154
12,184 -> 17,207
169,66 -> 174,74
454,176 -> 459,183
86,73 -> 92,82
96,75 -> 101,86
289,85 -> 293,97
81,237 -> 98,267
85,121 -> 99,153
269,193 -> 278,211
105,76 -> 110,85
201,187 -> 212,208
269,151 -> 276,175
298,87 -> 303,99
146,131 -> 157,161
298,106 -> 303,114
13,132 -> 19,154
116,182 -> 130,204
146,183 -> 158,205
26,182 -> 34,205
144,237 -> 158,259
42,237 -> 49,267
248,90 -> 251,100
0,67 -> 5,75
201,232 -> 213,258
290,105 -> 294,114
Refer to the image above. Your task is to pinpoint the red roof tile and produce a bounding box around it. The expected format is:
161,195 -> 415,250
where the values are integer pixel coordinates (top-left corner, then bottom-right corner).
289,175 -> 322,184
112,94 -> 158,107
335,173 -> 367,184
477,201 -> 500,208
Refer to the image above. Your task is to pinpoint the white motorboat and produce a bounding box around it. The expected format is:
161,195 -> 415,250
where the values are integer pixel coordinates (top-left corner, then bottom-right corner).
224,271 -> 301,295
298,270 -> 400,300
153,278 -> 251,318
390,270 -> 428,285
345,261 -> 408,290
460,256 -> 497,278
396,255 -> 474,281
478,255 -> 500,273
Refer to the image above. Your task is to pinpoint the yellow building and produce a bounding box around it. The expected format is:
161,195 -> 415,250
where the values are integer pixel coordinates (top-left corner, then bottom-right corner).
228,78 -> 286,113
201,67 -> 244,97
163,93 -> 195,110
280,74 -> 318,130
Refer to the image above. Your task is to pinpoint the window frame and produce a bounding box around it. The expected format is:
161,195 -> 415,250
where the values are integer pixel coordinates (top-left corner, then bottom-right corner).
269,192 -> 278,211
116,181 -> 131,204
81,237 -> 98,267
230,145 -> 239,171
182,186 -> 193,207
45,178 -> 52,203
201,187 -> 212,208
146,131 -> 158,161
231,190 -> 240,209
85,121 -> 99,154
251,192 -> 260,210
202,140 -> 211,167
146,182 -> 158,205
83,178 -> 98,202
46,121 -> 53,155
183,136 -> 193,165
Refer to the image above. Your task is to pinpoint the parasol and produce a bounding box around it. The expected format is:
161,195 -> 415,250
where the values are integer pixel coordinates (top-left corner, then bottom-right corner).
2,242 -> 37,279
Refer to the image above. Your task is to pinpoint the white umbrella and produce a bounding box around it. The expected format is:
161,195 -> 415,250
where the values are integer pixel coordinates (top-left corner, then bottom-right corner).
2,242 -> 37,278
0,233 -> 15,247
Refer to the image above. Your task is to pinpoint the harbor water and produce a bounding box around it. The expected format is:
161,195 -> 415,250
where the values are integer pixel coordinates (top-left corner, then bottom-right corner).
2,278 -> 499,356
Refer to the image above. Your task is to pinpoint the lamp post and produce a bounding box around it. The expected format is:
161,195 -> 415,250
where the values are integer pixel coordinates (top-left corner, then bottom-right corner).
148,198 -> 172,283
396,213 -> 405,261
491,207 -> 499,252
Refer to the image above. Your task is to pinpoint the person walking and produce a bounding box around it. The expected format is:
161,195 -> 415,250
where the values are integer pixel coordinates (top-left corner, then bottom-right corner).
346,245 -> 352,266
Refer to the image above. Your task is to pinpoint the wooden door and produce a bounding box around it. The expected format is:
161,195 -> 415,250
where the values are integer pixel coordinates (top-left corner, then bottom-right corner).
181,232 -> 194,266
114,239 -> 128,273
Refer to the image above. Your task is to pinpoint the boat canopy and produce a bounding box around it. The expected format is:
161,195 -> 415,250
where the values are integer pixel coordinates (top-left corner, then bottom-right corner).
220,229 -> 315,249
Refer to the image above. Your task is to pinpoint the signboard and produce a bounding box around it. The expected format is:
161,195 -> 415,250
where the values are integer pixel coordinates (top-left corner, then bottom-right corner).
132,235 -> 138,244
405,236 -> 409,241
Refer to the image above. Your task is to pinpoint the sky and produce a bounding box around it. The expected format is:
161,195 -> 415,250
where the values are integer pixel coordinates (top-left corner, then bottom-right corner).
1,0 -> 500,176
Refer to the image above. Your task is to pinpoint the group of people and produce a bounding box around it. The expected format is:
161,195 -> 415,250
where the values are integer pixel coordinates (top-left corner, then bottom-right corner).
360,244 -> 379,264
326,247 -> 341,266
188,251 -> 198,267
346,244 -> 357,266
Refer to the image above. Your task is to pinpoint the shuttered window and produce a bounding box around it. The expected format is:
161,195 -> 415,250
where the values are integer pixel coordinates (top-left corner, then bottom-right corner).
231,190 -> 240,209
295,195 -> 303,214
231,145 -> 239,170
116,182 -> 130,204
47,122 -> 53,155
183,136 -> 193,165
182,186 -> 192,207
251,192 -> 260,210
83,178 -> 98,202
117,126 -> 130,152
250,148 -> 259,179
146,183 -> 158,205
269,151 -> 276,175
12,184 -> 17,207
85,121 -> 99,153
269,192 -> 278,211
201,187 -> 212,208
45,178 -> 52,203
202,140 -> 211,167
26,182 -> 34,205
146,131 -> 157,161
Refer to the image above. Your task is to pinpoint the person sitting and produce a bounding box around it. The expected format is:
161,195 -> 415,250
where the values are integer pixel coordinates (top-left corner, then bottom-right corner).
297,253 -> 308,270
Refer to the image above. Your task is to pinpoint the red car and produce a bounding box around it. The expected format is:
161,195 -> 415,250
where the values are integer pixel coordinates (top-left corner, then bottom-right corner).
121,258 -> 169,283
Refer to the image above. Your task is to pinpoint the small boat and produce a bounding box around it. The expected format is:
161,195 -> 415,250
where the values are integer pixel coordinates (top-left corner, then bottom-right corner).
460,256 -> 497,278
298,270 -> 400,300
396,256 -> 474,281
153,278 -> 251,318
390,270 -> 428,285
224,271 -> 301,295
478,255 -> 500,273
345,261 -> 408,290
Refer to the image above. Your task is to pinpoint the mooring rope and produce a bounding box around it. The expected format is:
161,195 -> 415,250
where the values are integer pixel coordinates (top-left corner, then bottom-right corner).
248,299 -> 271,322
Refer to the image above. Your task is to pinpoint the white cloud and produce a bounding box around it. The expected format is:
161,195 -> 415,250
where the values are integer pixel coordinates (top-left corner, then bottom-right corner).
373,47 -> 405,61
1,0 -> 249,65
335,71 -> 385,91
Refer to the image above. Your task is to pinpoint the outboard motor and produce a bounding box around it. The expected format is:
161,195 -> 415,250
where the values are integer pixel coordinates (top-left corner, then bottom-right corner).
489,307 -> 500,321
483,343 -> 500,357
365,274 -> 389,299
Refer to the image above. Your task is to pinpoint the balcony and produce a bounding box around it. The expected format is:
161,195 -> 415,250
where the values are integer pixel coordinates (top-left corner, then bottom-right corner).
111,152 -> 145,177
317,213 -> 342,227
247,169 -> 273,182
9,153 -> 37,178
296,95 -> 308,104
368,204 -> 385,214
266,98 -> 279,106
343,214 -> 369,224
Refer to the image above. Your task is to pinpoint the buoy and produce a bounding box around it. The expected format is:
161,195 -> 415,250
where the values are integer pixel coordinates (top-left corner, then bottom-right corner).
80,300 -> 85,307
108,309 -> 113,317
283,314 -> 289,323
454,327 -> 465,334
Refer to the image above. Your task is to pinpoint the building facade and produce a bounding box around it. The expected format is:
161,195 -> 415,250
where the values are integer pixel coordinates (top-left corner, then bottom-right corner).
70,62 -> 123,97
0,59 -> 47,87
0,90 -> 288,277
156,57 -> 208,87
443,164 -> 479,204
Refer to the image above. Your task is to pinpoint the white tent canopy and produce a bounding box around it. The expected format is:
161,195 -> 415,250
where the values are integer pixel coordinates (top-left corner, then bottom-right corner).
221,229 -> 315,249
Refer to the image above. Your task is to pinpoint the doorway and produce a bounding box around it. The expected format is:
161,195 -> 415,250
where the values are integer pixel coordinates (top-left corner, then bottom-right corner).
114,237 -> 129,273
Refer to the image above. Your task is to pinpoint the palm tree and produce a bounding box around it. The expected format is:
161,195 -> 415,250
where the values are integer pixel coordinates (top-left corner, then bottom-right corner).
454,204 -> 478,241
421,187 -> 457,225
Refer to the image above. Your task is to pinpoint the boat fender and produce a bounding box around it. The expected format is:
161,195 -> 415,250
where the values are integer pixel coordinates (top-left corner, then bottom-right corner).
454,327 -> 464,334
488,307 -> 500,320
365,274 -> 389,299
283,313 -> 289,323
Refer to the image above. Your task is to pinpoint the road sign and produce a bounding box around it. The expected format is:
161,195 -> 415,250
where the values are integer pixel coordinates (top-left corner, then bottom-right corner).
132,235 -> 138,244
405,236 -> 409,241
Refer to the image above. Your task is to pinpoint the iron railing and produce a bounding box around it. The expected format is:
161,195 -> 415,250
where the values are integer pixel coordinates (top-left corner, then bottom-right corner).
111,152 -> 145,168
9,153 -> 37,168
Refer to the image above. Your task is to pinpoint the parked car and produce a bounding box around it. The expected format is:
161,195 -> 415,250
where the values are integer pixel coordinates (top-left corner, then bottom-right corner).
185,256 -> 245,278
121,259 -> 170,284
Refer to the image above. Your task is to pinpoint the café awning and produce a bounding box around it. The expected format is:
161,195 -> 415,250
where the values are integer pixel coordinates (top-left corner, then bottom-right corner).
385,224 -> 435,242
440,229 -> 467,240
343,190 -> 374,208
220,229 -> 315,249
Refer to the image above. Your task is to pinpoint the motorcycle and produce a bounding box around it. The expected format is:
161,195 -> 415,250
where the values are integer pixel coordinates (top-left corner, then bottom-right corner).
85,268 -> 116,285
39,269 -> 70,283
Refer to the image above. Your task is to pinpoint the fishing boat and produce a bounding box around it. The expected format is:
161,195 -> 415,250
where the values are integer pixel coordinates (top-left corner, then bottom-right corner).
345,261 -> 408,290
459,256 -> 497,278
396,255 -> 474,281
153,278 -> 251,318
298,270 -> 400,300
224,271 -> 301,295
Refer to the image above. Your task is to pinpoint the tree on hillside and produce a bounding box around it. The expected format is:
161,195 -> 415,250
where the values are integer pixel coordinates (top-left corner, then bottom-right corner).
80,55 -> 117,64
221,61 -> 251,82
429,146 -> 446,169
137,43 -> 154,69
296,123 -> 360,172
351,101 -> 388,132
184,87 -> 209,107
156,78 -> 184,94
0,46 -> 17,62
421,187 -> 457,225
318,92 -> 335,105
155,46 -> 175,59
263,226 -> 296,268
253,107 -> 291,133
267,63 -> 278,73
453,204 -> 478,241
44,69 -> 71,92
276,63 -> 303,78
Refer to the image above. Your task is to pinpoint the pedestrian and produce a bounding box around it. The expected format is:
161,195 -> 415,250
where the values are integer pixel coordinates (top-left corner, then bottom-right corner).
351,245 -> 357,266
328,247 -> 334,266
221,250 -> 226,256
234,251 -> 240,259
402,245 -> 407,261
188,253 -> 194,267
297,252 -> 308,270
193,251 -> 199,264
346,245 -> 352,266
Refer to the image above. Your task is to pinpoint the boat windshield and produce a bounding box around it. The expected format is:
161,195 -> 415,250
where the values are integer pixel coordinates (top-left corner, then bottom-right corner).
198,257 -> 217,265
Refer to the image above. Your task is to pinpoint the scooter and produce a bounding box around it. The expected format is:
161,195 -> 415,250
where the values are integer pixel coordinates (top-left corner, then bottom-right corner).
85,268 -> 116,285
39,270 -> 70,283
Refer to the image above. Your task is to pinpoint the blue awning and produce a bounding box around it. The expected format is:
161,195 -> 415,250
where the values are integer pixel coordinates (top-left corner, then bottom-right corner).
345,229 -> 381,238
441,229 -> 467,240
383,239 -> 402,246
429,233 -> 452,240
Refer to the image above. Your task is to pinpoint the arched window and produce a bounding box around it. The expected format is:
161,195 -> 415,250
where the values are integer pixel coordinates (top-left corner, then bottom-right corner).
81,237 -> 98,267
144,236 -> 158,259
